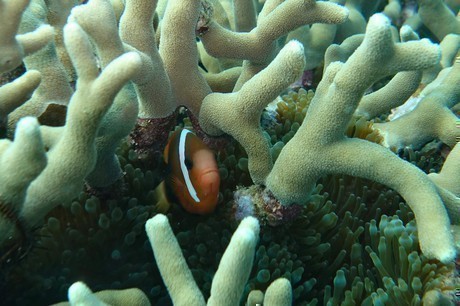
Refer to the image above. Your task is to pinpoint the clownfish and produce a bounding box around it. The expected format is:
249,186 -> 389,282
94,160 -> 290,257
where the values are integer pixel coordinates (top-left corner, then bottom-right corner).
157,128 -> 220,215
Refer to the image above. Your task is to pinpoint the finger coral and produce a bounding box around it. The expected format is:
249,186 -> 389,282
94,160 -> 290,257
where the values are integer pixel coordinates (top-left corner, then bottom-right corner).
0,0 -> 459,305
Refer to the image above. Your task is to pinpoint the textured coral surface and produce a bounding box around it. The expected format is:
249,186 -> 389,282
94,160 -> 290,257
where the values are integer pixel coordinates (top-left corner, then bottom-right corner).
0,0 -> 459,305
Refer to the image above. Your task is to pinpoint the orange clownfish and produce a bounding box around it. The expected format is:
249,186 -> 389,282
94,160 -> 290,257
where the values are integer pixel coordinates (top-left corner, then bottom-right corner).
160,128 -> 220,215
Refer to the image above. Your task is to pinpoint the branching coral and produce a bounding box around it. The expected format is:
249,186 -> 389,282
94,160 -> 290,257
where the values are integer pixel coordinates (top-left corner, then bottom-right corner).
147,214 -> 262,305
0,0 -> 351,246
262,14 -> 454,263
0,0 -> 54,73
7,0 -> 73,131
374,57 -> 460,151
0,70 -> 41,136
54,282 -> 151,306
417,0 -> 460,40
0,0 -> 459,305
0,19 -> 142,252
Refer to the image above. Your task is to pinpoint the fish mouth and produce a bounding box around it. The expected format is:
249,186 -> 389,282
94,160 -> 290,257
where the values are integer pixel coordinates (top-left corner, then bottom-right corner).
198,169 -> 220,197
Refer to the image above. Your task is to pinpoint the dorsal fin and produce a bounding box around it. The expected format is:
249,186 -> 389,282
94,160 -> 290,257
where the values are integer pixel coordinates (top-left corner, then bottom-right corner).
164,129 -> 182,164
163,141 -> 171,164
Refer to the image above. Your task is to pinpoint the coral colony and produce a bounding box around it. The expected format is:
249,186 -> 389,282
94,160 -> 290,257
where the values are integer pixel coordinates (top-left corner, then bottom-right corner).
0,0 -> 460,305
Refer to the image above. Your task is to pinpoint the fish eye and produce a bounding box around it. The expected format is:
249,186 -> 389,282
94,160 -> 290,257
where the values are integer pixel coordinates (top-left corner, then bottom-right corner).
184,158 -> 193,170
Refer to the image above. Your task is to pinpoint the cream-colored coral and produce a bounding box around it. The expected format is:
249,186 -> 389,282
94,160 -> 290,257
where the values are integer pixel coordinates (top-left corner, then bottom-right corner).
200,41 -> 306,184
417,0 -> 460,40
0,22 -> 142,247
265,14 -> 454,263
0,70 -> 41,124
8,0 -> 73,132
21,22 -> 141,224
429,143 -> 460,225
146,214 -> 261,305
0,0 -> 54,73
374,58 -> 460,151
52,282 -> 150,306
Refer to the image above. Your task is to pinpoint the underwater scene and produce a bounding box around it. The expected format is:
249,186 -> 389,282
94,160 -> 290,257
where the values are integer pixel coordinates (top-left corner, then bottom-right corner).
0,0 -> 459,305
